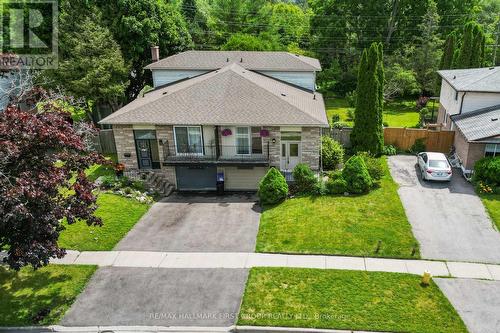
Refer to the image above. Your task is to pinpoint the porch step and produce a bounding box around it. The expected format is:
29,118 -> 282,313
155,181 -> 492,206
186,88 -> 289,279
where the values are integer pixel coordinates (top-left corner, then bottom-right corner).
134,171 -> 174,198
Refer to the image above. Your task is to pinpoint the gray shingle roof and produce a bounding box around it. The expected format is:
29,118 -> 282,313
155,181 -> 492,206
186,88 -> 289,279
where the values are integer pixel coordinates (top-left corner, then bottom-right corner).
145,51 -> 321,72
437,66 -> 500,92
100,63 -> 328,127
452,104 -> 500,141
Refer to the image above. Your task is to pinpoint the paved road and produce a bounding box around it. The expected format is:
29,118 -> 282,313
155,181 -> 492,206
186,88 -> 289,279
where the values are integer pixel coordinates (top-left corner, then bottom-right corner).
115,193 -> 261,252
435,278 -> 500,333
61,267 -> 248,327
388,155 -> 500,264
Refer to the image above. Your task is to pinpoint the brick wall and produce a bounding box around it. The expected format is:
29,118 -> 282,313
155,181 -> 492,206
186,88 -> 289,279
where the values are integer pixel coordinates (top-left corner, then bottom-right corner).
454,128 -> 485,170
301,127 -> 321,171
156,125 -> 174,160
113,125 -> 137,169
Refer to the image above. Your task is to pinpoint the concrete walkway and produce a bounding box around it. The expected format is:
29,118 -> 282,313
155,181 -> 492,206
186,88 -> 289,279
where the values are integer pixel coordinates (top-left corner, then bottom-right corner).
51,250 -> 500,281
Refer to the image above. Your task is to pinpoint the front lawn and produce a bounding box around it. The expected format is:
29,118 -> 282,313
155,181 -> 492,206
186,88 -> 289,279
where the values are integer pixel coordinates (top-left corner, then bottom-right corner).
58,192 -> 149,251
480,193 -> 500,230
0,265 -> 96,326
238,268 -> 467,333
326,97 -> 420,128
256,158 -> 419,258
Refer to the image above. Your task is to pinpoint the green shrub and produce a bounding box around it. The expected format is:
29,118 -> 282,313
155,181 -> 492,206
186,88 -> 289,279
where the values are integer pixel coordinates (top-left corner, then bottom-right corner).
258,168 -> 288,205
346,90 -> 357,107
357,152 -> 384,181
321,136 -> 345,170
342,155 -> 373,194
473,157 -> 500,187
314,179 -> 327,195
292,163 -> 317,194
409,138 -> 426,154
332,122 -> 350,129
346,108 -> 355,121
131,180 -> 146,192
327,169 -> 343,181
331,114 -> 340,123
100,175 -> 117,189
326,177 -> 348,194
382,145 -> 397,156
418,107 -> 429,127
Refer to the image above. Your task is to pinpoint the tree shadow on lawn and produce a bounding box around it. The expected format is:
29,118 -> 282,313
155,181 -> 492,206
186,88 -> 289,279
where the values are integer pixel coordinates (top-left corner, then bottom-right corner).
0,265 -> 86,326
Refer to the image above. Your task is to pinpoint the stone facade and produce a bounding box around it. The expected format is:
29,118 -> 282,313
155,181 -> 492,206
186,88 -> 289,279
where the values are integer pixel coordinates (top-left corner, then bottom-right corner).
301,127 -> 321,170
113,125 -> 138,169
454,128 -> 486,170
262,126 -> 281,168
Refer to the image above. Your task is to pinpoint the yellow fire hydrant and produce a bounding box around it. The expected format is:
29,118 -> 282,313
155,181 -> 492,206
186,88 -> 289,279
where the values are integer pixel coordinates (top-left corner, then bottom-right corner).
421,270 -> 432,285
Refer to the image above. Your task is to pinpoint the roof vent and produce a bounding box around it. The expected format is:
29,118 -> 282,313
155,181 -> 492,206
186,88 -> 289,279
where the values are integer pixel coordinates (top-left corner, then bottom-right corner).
492,118 -> 498,122
453,75 -> 456,79
489,67 -> 495,70
281,93 -> 286,97
162,91 -> 168,95
240,57 -> 243,63
227,57 -> 229,62
313,94 -> 316,100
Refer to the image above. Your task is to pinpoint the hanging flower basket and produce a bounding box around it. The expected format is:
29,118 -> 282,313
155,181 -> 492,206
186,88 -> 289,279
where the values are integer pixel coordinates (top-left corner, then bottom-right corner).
221,128 -> 232,136
260,129 -> 270,137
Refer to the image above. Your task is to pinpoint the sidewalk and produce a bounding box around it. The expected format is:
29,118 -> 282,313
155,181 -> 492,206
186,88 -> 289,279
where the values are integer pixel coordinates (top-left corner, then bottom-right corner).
50,250 -> 500,280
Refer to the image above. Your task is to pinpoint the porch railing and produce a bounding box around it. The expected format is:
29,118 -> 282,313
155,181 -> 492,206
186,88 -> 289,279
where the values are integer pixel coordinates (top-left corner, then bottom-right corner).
162,143 -> 270,164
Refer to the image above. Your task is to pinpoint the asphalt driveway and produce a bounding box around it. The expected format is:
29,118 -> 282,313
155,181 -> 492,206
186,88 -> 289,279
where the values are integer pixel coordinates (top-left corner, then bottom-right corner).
115,193 -> 261,252
435,278 -> 500,333
388,155 -> 500,264
61,267 -> 248,327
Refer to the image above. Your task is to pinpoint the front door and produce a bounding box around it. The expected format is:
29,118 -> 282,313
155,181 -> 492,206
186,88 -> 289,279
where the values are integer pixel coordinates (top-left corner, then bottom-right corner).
136,139 -> 152,169
280,141 -> 301,170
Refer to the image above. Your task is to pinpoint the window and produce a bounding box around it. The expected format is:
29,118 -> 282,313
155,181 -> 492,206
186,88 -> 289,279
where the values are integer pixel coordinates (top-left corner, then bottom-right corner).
174,126 -> 203,154
251,127 -> 262,154
485,144 -> 499,157
236,127 -> 250,154
281,131 -> 301,141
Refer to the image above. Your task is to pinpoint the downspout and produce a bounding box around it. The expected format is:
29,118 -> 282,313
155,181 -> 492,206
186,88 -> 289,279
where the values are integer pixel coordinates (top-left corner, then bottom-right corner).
459,91 -> 467,115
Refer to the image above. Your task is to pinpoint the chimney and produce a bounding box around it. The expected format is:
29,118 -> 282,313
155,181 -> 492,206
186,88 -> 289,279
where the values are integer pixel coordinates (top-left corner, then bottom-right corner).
151,46 -> 160,62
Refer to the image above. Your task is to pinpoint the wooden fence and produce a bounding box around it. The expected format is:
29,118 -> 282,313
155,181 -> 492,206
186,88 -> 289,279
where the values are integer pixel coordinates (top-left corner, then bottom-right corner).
93,129 -> 117,154
384,128 -> 455,153
330,127 -> 455,153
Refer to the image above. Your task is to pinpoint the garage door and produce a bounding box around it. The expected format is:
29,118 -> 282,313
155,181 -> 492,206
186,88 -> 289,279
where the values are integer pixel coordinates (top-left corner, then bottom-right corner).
176,166 -> 217,191
224,167 -> 268,191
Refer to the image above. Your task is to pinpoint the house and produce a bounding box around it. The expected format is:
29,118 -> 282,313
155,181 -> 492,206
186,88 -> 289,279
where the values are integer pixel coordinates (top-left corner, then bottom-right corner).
99,50 -> 329,191
437,66 -> 500,170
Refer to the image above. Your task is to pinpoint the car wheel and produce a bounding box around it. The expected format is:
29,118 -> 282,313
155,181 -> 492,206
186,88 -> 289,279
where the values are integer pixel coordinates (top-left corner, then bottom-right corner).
421,169 -> 427,181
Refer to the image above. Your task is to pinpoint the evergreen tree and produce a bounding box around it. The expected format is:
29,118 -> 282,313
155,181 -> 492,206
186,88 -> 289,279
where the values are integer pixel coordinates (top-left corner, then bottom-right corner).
455,22 -> 486,68
440,32 -> 456,70
351,42 -> 384,155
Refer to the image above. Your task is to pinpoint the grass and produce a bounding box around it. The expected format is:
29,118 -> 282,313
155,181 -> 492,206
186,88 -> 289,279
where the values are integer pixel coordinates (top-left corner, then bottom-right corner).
58,192 -> 150,251
480,193 -> 500,230
85,154 -> 117,182
256,157 -> 420,258
326,97 -> 421,128
0,265 -> 96,326
238,268 -> 467,333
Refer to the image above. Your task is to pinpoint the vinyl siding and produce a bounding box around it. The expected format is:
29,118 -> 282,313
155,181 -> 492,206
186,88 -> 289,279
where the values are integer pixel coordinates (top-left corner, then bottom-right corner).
223,166 -> 268,190
152,69 -> 209,87
257,70 -> 316,91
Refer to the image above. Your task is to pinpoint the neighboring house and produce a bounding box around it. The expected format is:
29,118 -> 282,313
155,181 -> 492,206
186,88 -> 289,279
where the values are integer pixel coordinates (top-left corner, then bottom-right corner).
437,66 -> 500,170
100,50 -> 328,191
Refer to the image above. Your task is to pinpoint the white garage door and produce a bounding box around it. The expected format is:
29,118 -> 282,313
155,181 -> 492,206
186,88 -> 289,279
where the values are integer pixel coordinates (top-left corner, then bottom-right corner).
224,167 -> 268,191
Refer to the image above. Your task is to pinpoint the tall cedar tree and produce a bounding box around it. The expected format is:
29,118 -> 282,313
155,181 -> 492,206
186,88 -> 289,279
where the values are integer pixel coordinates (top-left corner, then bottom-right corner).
437,32 -> 456,92
454,22 -> 486,68
0,92 -> 103,270
351,43 -> 384,155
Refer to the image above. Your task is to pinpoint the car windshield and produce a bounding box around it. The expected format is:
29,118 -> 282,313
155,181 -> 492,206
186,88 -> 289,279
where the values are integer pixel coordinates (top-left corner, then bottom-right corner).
429,160 -> 449,169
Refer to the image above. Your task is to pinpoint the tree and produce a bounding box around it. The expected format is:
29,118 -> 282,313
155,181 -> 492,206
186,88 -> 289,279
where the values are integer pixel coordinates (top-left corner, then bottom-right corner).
454,21 -> 485,68
350,43 -> 384,155
440,32 -> 457,70
44,5 -> 128,113
411,0 -> 442,95
0,90 -> 103,270
384,63 -> 419,99
99,0 -> 192,100
221,33 -> 281,51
